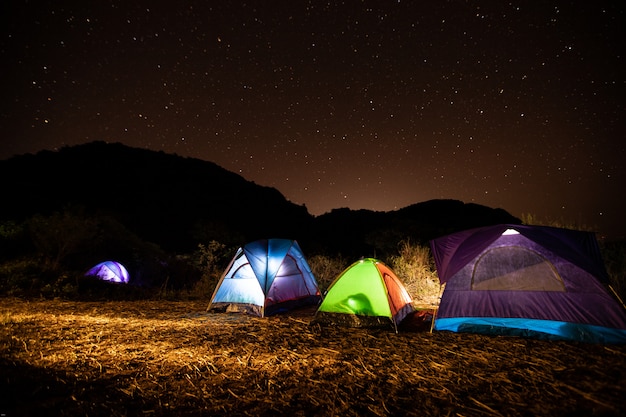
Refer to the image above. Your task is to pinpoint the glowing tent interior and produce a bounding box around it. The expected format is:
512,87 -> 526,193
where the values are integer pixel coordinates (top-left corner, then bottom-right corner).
207,239 -> 321,317
85,261 -> 130,284
313,258 -> 414,331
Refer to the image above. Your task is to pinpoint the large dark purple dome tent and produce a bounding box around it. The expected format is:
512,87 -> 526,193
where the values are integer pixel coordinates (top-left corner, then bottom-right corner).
430,224 -> 626,343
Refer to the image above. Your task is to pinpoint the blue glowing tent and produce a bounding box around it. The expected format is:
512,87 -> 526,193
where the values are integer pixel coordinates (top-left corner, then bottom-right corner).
430,224 -> 626,343
207,239 -> 321,317
85,261 -> 130,284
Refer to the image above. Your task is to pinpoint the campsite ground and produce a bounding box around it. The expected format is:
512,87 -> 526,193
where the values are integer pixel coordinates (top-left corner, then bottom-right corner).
1,298 -> 625,416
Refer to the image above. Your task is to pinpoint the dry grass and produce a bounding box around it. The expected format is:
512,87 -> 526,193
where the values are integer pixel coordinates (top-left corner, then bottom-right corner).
1,298 -> 625,416
389,242 -> 441,307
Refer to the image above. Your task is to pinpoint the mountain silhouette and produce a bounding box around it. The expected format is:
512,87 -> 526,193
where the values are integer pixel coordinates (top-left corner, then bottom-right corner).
0,141 -> 520,256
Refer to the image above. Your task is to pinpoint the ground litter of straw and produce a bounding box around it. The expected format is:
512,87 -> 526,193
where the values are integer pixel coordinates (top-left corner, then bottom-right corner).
1,298 -> 625,416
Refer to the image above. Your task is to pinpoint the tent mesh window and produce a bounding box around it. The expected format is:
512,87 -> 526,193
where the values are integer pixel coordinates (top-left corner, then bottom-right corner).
471,246 -> 566,292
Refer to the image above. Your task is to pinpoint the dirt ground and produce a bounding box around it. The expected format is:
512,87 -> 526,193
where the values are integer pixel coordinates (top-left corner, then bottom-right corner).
1,298 -> 625,417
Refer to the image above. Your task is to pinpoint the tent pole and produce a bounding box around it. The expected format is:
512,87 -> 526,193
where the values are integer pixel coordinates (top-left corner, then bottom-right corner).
608,284 -> 626,310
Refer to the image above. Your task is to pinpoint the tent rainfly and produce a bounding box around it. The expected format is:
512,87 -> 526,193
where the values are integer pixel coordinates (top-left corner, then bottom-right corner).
313,258 -> 415,331
85,261 -> 130,284
207,239 -> 321,317
430,224 -> 626,343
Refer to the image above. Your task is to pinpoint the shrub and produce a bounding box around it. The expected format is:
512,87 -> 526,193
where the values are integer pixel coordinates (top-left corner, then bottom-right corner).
389,240 -> 441,307
0,257 -> 45,297
184,241 -> 233,299
307,254 -> 348,294
600,239 -> 626,305
26,210 -> 99,272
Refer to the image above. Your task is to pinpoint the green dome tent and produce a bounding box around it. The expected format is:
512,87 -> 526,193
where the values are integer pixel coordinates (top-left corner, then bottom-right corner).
313,258 -> 415,331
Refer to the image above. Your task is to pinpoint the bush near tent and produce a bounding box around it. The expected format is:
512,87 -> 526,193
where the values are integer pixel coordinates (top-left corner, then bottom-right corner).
429,224 -> 626,343
312,258 -> 415,332
207,239 -> 321,317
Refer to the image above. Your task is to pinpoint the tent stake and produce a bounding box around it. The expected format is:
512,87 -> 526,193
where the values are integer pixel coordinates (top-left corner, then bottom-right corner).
430,284 -> 444,333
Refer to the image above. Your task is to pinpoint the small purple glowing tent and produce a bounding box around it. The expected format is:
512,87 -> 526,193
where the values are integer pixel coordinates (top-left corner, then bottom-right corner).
85,261 -> 130,284
430,224 -> 626,343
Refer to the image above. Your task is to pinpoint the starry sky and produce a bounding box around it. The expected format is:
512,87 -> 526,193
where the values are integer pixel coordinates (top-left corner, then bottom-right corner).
1,1 -> 625,238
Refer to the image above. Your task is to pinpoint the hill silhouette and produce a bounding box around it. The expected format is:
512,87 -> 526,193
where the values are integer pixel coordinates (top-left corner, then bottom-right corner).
0,141 -> 520,256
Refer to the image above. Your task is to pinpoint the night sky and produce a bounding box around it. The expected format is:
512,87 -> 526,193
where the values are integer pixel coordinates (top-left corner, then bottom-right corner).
2,1 -> 625,238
